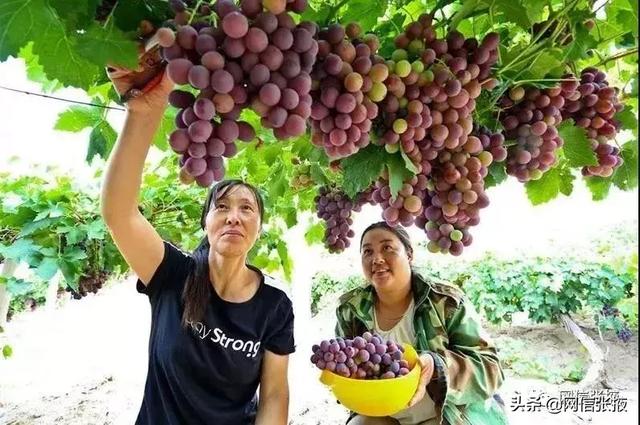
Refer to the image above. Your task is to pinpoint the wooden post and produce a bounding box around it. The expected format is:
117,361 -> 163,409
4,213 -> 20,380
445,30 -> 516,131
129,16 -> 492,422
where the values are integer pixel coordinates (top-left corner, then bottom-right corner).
0,259 -> 19,328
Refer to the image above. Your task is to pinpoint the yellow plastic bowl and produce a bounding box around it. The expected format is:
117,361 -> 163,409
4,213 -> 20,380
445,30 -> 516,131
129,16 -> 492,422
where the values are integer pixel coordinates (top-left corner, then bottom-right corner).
319,343 -> 421,417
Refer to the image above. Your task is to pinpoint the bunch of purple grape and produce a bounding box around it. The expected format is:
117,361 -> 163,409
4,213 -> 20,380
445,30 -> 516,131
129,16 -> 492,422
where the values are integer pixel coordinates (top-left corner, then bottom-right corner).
599,304 -> 633,343
309,23 -> 383,159
371,174 -> 429,227
601,305 -> 621,317
563,67 -> 624,140
616,327 -> 633,343
314,186 -> 356,252
413,125 -> 500,255
499,83 -> 578,182
157,0 -> 315,186
310,332 -> 411,379
561,67 -> 625,178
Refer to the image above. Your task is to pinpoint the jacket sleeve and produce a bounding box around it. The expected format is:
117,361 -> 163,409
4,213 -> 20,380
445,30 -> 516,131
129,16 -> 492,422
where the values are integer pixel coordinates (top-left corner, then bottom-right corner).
427,298 -> 505,406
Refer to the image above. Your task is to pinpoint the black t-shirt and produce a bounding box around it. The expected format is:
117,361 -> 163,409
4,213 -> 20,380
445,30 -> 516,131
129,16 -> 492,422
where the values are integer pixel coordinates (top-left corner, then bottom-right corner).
135,241 -> 295,425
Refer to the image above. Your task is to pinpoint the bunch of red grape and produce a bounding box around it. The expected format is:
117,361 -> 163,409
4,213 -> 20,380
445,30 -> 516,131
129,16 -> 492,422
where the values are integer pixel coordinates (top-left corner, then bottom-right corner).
414,126 -> 503,255
582,139 -> 623,178
309,23 -> 385,159
562,68 -> 624,178
157,0 -> 315,186
500,82 -> 577,182
377,15 -> 499,174
310,332 -> 411,379
314,186 -> 356,252
477,125 -> 507,162
371,174 -> 429,227
563,68 -> 624,139
166,82 -> 251,183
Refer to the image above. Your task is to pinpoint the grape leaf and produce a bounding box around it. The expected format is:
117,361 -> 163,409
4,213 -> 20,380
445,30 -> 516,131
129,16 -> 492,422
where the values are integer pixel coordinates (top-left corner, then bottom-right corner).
375,12 -> 405,58
54,106 -> 103,132
450,0 -> 481,29
309,163 -> 329,185
269,166 -> 289,199
487,0 -> 530,29
0,238 -> 39,263
6,277 -> 34,297
153,109 -> 176,151
564,25 -> 598,62
340,0 -> 388,33
49,0 -> 101,30
300,1 -> 330,23
304,221 -> 325,245
523,0 -> 546,23
387,153 -> 414,200
612,141 -> 638,190
75,21 -> 139,69
276,240 -> 292,281
557,120 -> 598,167
86,120 -> 117,163
283,207 -> 298,228
35,257 -> 58,280
485,162 -> 508,189
525,164 -> 575,205
111,0 -> 172,32
0,0 -> 101,88
525,49 -> 564,79
605,0 -> 638,38
584,176 -> 612,201
18,43 -> 63,92
341,145 -> 387,198
615,108 -> 638,136
400,148 -> 419,174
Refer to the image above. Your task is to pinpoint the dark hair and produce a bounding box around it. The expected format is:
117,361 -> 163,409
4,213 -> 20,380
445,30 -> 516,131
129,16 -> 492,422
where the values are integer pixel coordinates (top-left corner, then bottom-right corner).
359,221 -> 413,256
182,180 -> 265,327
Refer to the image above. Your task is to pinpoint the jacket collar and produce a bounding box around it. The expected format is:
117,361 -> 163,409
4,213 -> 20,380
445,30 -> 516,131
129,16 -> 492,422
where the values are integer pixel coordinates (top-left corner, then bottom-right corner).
341,271 -> 433,324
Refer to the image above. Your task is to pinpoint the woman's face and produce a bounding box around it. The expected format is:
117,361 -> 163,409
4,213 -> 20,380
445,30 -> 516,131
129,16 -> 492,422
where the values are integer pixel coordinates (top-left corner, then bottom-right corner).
361,228 -> 413,292
205,185 -> 261,258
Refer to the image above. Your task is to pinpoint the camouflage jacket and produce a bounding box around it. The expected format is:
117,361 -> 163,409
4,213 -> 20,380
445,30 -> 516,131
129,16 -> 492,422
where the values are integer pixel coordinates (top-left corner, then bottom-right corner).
335,271 -> 509,425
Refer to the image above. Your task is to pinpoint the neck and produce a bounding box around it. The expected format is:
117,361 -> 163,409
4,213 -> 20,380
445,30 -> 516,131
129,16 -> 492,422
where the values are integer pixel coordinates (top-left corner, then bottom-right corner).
208,250 -> 253,296
375,279 -> 413,314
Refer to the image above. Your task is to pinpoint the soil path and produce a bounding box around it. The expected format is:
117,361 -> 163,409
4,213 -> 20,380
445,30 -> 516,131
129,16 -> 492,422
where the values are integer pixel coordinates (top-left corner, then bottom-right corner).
0,280 -> 636,424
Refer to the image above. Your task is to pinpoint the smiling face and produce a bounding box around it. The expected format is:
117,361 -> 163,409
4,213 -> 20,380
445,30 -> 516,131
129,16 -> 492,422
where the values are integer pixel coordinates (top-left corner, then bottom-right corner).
204,184 -> 262,258
360,228 -> 413,292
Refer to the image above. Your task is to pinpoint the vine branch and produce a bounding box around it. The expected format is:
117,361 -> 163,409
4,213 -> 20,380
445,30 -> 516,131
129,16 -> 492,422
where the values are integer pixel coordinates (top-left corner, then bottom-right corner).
596,47 -> 639,67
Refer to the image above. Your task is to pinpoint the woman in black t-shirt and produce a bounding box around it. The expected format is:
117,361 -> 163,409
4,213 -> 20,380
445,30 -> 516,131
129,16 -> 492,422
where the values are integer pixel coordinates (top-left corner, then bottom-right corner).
101,68 -> 295,425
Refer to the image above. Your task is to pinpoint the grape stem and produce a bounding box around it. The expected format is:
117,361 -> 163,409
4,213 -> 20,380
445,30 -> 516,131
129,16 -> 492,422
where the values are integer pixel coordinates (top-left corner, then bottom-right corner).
324,0 -> 350,25
188,0 -> 205,25
435,7 -> 490,30
499,0 -> 579,75
595,47 -> 639,66
430,0 -> 457,16
102,0 -> 118,28
0,85 -> 126,111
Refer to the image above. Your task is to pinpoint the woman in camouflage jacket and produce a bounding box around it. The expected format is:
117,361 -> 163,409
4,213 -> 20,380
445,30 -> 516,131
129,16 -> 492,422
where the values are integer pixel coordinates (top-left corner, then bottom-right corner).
335,222 -> 509,425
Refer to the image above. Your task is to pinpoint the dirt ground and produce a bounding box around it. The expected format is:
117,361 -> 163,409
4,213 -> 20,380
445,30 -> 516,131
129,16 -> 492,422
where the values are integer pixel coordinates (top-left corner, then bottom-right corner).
0,278 -> 637,425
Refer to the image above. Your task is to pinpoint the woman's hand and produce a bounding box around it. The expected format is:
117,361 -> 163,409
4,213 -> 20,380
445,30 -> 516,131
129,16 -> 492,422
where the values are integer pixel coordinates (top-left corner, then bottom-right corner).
407,353 -> 435,407
106,50 -> 174,116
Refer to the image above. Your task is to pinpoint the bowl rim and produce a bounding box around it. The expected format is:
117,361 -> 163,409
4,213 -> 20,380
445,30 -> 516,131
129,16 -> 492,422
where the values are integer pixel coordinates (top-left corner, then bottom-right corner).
319,343 -> 422,384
